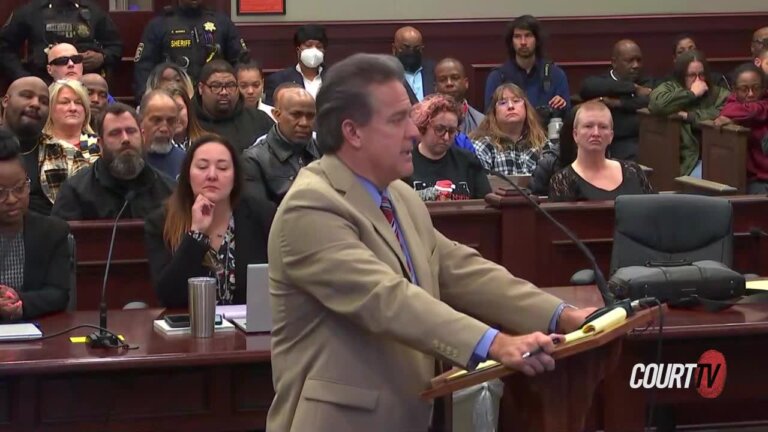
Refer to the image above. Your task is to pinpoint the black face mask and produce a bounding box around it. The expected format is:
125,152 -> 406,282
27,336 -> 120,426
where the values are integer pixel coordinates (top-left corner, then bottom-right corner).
397,51 -> 423,73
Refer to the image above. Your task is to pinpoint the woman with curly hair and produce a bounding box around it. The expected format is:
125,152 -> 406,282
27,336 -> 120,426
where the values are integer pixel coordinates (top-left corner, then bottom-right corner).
407,94 -> 490,201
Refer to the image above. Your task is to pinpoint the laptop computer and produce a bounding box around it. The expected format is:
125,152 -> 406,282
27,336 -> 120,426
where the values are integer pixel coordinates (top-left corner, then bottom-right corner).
232,264 -> 272,333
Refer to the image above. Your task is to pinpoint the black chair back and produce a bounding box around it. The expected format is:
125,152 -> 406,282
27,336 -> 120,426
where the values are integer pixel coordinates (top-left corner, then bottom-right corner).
611,194 -> 733,274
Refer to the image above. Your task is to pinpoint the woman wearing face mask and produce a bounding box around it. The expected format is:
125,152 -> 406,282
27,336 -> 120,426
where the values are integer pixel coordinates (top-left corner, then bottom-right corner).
144,134 -> 276,307
649,50 -> 728,177
263,24 -> 327,106
714,63 -> 768,194
43,80 -> 100,163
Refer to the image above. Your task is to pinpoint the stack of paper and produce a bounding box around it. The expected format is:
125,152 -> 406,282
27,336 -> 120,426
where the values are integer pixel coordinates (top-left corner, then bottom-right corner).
153,319 -> 235,336
0,323 -> 43,341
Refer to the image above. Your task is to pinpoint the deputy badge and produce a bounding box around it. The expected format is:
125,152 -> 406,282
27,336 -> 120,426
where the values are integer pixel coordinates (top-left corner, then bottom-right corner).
203,22 -> 216,32
134,43 -> 144,62
76,23 -> 90,38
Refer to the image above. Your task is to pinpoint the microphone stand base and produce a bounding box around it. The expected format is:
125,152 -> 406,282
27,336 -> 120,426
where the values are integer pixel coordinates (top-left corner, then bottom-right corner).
87,331 -> 121,349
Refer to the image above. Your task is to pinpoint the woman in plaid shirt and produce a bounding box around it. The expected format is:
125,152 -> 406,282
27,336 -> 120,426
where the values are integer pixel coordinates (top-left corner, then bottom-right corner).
470,83 -> 554,175
42,80 -> 101,163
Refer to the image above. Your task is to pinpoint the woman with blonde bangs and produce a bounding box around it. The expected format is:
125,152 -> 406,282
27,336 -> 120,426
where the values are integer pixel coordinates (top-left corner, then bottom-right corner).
470,83 -> 553,175
43,80 -> 100,162
164,83 -> 209,150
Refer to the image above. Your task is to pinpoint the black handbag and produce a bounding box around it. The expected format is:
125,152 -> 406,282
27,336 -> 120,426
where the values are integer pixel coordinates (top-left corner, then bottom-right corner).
608,260 -> 746,310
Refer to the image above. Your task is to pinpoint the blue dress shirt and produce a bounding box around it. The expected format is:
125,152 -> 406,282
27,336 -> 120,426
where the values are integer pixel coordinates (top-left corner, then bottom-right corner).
356,175 -> 566,369
404,67 -> 425,102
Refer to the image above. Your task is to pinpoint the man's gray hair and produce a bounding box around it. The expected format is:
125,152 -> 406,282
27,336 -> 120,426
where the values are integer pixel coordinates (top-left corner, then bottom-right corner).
315,53 -> 405,154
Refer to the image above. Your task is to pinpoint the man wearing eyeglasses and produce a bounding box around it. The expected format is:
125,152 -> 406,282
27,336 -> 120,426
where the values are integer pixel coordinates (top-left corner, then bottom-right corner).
194,60 -> 273,153
0,0 -> 122,83
0,128 -> 71,321
392,26 -> 435,104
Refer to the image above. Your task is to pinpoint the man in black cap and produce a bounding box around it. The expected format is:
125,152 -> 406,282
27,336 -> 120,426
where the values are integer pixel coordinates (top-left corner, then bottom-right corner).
263,24 -> 328,106
133,0 -> 248,101
0,0 -> 122,83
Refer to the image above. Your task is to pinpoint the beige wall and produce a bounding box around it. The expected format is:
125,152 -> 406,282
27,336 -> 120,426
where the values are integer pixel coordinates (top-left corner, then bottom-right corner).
231,0 -> 768,23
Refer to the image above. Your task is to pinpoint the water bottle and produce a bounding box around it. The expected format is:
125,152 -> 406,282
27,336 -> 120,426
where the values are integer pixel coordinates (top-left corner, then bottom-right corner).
547,117 -> 563,143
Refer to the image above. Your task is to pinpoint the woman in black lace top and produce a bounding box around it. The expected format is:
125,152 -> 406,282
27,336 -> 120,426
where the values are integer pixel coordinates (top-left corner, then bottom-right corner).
548,101 -> 653,202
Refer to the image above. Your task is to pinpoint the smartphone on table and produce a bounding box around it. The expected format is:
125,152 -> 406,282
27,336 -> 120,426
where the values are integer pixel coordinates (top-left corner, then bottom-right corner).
164,314 -> 223,328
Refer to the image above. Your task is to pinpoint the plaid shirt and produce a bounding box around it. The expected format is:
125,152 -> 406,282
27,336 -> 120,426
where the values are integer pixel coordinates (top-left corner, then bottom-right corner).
39,135 -> 89,205
77,132 -> 101,163
472,135 -> 554,176
0,232 -> 24,290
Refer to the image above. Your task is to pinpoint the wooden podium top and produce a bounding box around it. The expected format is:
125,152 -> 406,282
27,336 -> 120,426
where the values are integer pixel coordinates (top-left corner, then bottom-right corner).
421,304 -> 663,400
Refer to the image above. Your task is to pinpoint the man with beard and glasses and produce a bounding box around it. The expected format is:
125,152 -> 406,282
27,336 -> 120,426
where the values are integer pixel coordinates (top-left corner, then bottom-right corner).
141,90 -> 186,178
579,39 -> 658,161
52,103 -> 175,220
1,76 -> 87,215
392,26 -> 435,104
243,87 -> 319,205
194,60 -> 274,153
483,15 -> 570,119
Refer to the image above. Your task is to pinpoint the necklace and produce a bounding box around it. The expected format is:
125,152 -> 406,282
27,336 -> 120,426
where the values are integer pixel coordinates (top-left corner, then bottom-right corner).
20,141 -> 40,156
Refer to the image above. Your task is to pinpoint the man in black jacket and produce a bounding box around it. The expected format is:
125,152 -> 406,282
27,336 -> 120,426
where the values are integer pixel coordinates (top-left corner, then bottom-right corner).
580,39 -> 657,161
0,0 -> 123,83
243,87 -> 319,204
0,128 -> 70,320
52,103 -> 175,220
194,60 -> 273,153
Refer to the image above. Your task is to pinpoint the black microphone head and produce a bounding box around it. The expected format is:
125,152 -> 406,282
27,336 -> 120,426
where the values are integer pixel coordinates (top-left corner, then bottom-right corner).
124,190 -> 137,203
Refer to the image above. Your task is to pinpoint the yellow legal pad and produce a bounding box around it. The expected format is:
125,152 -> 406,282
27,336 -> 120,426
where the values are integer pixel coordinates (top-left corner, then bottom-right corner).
70,335 -> 125,343
746,279 -> 768,291
446,307 -> 628,380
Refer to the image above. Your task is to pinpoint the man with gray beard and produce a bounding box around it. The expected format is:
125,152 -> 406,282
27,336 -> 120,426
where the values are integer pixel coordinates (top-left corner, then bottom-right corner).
141,90 -> 186,178
52,103 -> 175,220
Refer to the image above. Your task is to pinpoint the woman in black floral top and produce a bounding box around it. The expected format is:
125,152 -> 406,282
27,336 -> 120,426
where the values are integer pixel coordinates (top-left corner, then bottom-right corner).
145,134 -> 275,307
548,101 -> 653,202
470,83 -> 553,175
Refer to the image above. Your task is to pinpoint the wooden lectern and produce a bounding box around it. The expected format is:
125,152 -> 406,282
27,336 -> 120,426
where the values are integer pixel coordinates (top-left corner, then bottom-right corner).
422,306 -> 663,432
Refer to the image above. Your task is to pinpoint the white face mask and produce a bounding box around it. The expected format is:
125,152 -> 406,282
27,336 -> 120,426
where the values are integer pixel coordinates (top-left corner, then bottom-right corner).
300,47 -> 324,69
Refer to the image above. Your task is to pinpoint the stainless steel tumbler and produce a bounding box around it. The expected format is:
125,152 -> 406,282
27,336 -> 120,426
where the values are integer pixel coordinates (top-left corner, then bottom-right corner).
188,277 -> 216,338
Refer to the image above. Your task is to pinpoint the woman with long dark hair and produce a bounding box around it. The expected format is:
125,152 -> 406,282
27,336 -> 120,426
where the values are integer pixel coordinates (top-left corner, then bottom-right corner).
144,134 -> 275,307
649,50 -> 728,177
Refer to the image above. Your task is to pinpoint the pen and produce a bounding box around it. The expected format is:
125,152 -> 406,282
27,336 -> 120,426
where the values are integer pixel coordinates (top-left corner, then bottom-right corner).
521,335 -> 561,360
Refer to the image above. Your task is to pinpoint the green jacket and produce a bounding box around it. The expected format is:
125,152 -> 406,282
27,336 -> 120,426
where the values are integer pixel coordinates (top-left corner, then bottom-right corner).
649,81 -> 728,175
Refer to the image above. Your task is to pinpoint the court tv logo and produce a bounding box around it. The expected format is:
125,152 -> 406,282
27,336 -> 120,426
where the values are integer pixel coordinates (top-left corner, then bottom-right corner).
629,350 -> 727,398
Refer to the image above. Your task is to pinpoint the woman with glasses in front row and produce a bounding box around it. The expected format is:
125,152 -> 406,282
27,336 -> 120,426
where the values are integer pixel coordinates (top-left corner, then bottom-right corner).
649,50 -> 728,178
0,129 -> 70,321
470,83 -> 555,176
406,94 -> 490,201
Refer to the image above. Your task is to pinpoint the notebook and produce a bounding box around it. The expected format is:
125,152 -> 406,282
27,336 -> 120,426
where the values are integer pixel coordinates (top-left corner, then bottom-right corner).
0,323 -> 43,341
153,318 -> 235,336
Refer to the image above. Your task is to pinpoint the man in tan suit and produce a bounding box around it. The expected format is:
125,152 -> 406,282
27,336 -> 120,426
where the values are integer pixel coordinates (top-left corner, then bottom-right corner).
267,53 -> 595,432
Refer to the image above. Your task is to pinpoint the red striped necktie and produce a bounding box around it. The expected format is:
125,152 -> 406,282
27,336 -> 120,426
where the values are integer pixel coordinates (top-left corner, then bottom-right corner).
380,195 -> 416,282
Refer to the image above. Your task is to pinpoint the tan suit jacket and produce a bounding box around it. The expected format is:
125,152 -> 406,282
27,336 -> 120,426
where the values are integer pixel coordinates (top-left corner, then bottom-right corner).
267,154 -> 563,432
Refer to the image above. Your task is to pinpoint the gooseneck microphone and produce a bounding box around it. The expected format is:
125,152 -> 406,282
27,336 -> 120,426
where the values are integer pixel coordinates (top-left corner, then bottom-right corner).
486,169 -> 660,323
486,169 -> 612,304
88,191 -> 136,349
